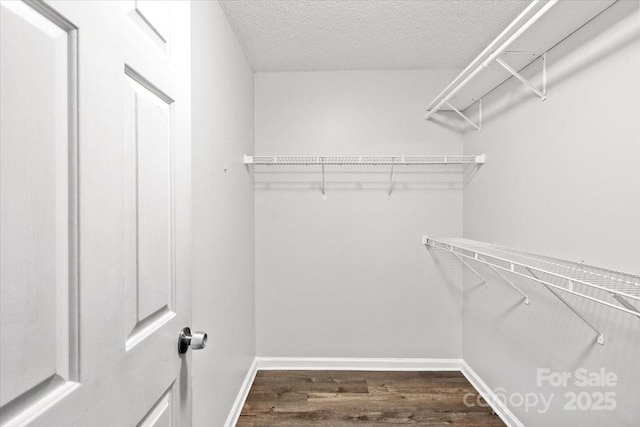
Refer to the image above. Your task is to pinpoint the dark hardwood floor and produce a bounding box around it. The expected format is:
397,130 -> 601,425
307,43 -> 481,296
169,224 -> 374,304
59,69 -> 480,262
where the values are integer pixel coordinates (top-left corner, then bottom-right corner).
237,370 -> 506,426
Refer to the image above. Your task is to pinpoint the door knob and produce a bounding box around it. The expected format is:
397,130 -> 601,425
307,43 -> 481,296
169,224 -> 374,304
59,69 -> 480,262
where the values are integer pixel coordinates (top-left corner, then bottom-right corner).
178,327 -> 207,354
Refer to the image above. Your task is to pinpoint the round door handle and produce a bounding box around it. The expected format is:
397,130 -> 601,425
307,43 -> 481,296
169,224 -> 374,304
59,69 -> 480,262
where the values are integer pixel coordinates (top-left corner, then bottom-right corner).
178,327 -> 208,354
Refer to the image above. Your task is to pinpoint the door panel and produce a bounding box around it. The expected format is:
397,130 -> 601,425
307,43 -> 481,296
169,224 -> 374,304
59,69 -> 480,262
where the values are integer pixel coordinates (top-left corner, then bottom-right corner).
0,1 -> 191,425
124,66 -> 176,351
131,71 -> 173,322
0,1 -> 79,424
138,384 -> 175,427
131,0 -> 170,48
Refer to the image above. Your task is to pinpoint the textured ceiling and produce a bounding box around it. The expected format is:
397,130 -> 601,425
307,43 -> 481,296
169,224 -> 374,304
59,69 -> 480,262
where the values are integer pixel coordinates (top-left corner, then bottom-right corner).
219,0 -> 532,72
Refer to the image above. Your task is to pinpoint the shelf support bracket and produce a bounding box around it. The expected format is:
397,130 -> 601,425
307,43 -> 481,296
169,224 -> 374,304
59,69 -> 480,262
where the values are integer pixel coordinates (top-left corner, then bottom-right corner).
495,53 -> 547,100
480,258 -> 529,305
609,293 -> 640,318
451,253 -> 487,285
387,160 -> 395,199
321,157 -> 326,200
446,100 -> 482,132
525,267 -> 604,345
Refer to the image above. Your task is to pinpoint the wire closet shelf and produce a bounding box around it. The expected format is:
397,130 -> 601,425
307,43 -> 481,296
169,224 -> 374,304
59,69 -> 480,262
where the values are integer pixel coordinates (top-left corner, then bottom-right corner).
244,154 -> 485,166
422,0 -> 618,131
245,154 -> 485,199
424,237 -> 640,345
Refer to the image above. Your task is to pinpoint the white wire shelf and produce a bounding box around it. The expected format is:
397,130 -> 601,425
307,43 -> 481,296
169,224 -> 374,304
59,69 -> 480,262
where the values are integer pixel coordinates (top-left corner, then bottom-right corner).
244,154 -> 485,166
423,0 -> 617,131
424,237 -> 640,345
245,154 -> 485,199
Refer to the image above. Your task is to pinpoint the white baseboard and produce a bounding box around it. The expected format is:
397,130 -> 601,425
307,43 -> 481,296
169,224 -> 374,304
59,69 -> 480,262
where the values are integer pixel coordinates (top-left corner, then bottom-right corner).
223,358 -> 258,427
255,356 -> 463,371
224,357 -> 523,427
460,360 -> 524,427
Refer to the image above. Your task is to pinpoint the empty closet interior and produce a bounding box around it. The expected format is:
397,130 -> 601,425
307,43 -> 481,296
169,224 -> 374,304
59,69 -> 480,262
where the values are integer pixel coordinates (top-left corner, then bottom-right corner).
191,0 -> 639,425
191,0 -> 639,426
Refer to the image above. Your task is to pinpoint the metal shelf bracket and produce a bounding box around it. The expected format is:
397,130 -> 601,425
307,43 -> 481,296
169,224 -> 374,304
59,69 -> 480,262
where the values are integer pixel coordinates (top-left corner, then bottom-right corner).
445,98 -> 482,132
483,259 -> 530,305
451,252 -> 487,285
610,294 -> 640,319
495,52 -> 547,101
429,239 -> 528,303
387,160 -> 395,199
321,157 -> 326,200
525,267 -> 604,345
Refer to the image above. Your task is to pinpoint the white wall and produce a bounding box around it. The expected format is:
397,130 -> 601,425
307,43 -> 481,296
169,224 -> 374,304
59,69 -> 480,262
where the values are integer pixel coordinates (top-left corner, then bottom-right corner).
191,2 -> 255,426
462,2 -> 640,426
255,70 -> 465,358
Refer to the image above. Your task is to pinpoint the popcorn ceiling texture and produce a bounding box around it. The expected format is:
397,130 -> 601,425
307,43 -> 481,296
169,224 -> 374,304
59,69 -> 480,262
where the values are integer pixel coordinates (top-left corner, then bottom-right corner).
219,0 -> 530,72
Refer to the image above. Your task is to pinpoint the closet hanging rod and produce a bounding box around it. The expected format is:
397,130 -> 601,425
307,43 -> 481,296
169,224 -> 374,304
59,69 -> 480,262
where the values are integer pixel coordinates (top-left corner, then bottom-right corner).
244,154 -> 486,166
424,0 -> 558,122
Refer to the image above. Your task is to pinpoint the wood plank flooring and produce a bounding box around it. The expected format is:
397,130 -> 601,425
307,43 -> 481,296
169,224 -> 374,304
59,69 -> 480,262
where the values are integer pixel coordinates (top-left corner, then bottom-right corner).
237,370 -> 506,426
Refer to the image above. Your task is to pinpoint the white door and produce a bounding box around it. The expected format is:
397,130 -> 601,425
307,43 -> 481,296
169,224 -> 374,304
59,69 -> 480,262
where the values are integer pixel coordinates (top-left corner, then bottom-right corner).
1,1 -> 192,426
